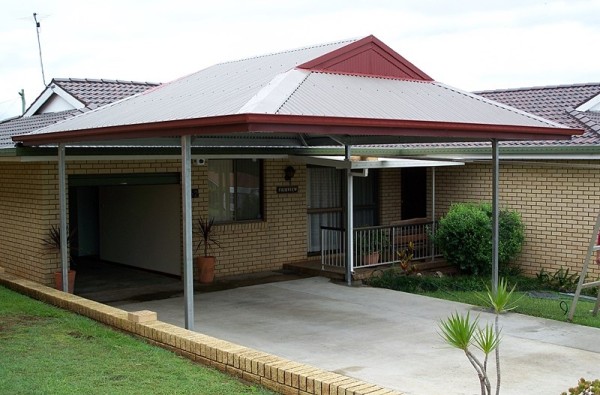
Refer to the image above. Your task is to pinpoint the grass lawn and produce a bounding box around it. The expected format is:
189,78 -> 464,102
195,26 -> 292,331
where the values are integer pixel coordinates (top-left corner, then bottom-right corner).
0,286 -> 275,395
368,271 -> 600,328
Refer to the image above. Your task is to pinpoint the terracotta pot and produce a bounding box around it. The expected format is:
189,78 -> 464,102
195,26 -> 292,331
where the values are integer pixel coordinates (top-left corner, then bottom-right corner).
54,270 -> 76,293
363,252 -> 380,265
195,256 -> 216,283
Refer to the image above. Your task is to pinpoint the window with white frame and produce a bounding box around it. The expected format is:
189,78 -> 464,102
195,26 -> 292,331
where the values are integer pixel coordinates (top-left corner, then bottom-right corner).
208,159 -> 262,222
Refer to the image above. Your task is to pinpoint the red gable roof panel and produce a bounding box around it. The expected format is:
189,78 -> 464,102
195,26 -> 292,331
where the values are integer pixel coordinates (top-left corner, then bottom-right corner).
297,35 -> 432,81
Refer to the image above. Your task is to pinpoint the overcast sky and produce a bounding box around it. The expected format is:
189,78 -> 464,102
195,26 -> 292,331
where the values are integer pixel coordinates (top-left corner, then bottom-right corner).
1,0 -> 599,120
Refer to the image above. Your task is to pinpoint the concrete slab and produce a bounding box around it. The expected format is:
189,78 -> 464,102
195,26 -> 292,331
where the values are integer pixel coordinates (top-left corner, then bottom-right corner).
114,277 -> 600,395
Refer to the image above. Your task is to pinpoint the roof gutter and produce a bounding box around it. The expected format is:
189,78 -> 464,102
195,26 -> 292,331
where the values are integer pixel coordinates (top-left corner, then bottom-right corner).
13,113 -> 582,146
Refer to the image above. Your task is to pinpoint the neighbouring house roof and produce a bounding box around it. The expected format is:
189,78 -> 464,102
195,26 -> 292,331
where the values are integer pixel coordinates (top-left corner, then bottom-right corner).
1,78 -> 159,150
0,109 -> 82,149
24,78 -> 160,116
15,35 -> 578,147
388,83 -> 600,157
477,83 -> 600,146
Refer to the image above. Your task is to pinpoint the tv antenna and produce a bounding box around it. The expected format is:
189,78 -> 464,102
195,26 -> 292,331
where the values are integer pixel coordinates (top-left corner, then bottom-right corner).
33,12 -> 47,86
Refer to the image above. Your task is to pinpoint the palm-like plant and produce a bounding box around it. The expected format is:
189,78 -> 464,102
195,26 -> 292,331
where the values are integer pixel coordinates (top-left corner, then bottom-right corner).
43,225 -> 77,258
440,278 -> 516,395
480,278 -> 519,395
439,312 -> 498,395
195,217 -> 221,257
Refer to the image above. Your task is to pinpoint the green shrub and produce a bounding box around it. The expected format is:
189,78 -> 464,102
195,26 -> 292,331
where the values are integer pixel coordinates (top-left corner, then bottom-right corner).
562,378 -> 600,395
435,203 -> 524,275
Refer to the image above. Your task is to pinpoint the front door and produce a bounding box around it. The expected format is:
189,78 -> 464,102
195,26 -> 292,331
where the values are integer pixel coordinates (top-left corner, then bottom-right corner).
401,167 -> 427,219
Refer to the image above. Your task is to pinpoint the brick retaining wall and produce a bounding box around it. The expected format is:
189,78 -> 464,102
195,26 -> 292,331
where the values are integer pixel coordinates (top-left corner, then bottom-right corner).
0,269 -> 402,395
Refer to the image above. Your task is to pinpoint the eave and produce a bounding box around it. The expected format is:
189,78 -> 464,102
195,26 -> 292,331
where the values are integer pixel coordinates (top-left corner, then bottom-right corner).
14,113 -> 581,146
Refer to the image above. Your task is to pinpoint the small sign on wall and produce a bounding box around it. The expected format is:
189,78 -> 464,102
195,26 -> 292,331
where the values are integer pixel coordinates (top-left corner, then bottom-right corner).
277,186 -> 298,194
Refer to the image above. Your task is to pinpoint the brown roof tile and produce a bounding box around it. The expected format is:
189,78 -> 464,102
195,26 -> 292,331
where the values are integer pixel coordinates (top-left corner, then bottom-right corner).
0,109 -> 81,148
52,78 -> 159,108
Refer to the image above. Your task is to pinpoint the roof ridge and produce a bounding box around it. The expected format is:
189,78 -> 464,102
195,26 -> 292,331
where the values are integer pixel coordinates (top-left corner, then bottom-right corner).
53,78 -> 159,86
567,109 -> 600,134
218,37 -> 359,66
475,82 -> 600,94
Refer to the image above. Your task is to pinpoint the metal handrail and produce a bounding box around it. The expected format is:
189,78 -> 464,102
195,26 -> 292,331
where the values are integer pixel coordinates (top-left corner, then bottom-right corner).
320,221 -> 440,269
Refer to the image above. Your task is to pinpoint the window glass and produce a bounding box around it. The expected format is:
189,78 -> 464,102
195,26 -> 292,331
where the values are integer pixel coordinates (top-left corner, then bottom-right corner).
208,159 -> 261,222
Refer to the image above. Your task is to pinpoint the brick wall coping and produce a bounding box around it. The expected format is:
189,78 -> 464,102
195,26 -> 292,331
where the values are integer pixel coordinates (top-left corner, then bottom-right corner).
0,270 -> 403,395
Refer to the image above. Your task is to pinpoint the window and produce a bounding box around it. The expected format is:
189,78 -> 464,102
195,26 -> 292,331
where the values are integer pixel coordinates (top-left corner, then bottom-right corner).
208,159 -> 262,222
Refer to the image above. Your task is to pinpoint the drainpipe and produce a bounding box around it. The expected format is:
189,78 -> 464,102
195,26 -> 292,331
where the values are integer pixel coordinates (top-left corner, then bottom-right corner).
345,145 -> 354,286
181,135 -> 194,330
491,139 -> 500,295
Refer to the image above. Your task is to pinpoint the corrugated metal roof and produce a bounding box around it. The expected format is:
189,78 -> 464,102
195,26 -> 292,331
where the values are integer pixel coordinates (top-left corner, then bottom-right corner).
277,73 -> 564,128
31,39 -> 357,134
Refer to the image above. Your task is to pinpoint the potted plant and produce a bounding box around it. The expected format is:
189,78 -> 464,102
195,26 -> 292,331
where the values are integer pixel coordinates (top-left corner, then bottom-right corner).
43,225 -> 77,293
356,230 -> 390,265
195,217 -> 221,283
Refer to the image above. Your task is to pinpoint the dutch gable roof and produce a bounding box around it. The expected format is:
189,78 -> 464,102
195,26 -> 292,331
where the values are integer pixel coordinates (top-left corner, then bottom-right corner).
17,35 -> 576,146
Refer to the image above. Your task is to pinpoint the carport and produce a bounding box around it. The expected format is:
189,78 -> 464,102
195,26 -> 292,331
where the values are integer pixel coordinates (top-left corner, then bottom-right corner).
14,35 -> 580,331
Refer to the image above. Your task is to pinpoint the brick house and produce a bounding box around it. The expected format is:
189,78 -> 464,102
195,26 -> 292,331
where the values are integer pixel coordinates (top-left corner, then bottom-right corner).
1,36 -> 579,295
397,83 -> 600,278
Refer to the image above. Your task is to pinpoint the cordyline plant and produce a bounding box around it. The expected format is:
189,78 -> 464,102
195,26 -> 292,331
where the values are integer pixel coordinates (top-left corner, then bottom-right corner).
439,278 -> 517,395
195,217 -> 221,257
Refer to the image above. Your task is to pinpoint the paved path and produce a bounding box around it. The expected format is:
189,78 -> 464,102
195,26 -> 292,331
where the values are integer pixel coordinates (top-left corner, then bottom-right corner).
115,277 -> 600,395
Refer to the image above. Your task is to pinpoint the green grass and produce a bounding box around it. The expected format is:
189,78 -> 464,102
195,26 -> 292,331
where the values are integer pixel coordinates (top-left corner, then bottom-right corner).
368,271 -> 600,328
0,286 -> 275,395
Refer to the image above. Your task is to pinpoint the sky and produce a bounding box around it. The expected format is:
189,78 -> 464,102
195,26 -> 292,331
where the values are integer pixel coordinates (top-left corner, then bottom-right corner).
1,0 -> 599,120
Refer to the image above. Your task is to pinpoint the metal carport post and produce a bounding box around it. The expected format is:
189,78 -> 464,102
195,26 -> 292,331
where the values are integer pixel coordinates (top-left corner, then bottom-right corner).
58,143 -> 69,292
181,135 -> 195,330
491,139 -> 499,295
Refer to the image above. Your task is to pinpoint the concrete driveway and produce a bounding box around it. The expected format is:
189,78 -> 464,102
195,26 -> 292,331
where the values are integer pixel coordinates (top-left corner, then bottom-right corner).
114,277 -> 600,395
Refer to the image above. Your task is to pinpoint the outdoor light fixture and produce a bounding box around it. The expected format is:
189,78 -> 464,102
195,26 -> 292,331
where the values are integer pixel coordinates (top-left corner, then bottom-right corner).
284,165 -> 296,181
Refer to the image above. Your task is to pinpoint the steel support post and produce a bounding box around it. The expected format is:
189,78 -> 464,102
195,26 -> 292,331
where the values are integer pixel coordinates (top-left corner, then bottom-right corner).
431,167 -> 436,261
181,135 -> 195,330
345,145 -> 354,285
58,143 -> 68,292
491,139 -> 500,295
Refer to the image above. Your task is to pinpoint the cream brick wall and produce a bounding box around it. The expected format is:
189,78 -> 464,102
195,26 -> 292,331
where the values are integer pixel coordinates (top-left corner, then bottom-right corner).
436,160 -> 600,278
0,162 -> 58,284
379,168 -> 402,224
0,158 -> 307,286
5,156 -> 595,285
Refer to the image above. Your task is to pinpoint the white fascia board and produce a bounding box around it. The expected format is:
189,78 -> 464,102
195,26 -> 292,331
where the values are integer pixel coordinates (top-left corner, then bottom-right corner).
576,93 -> 600,112
23,84 -> 85,117
237,69 -> 310,114
298,155 -> 463,169
419,153 -> 600,161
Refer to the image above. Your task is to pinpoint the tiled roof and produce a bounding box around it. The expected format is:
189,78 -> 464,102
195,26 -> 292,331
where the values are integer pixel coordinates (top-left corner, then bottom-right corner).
475,83 -> 600,146
0,109 -> 81,148
1,79 -> 159,150
51,78 -> 159,109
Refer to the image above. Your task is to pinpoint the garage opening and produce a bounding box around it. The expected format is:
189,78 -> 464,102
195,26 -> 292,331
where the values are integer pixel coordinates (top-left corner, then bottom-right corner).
69,173 -> 182,277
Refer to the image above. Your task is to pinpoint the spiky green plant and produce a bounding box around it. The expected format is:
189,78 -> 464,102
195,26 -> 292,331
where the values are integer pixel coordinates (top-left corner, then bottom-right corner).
478,278 -> 519,395
439,311 -> 498,395
195,217 -> 221,257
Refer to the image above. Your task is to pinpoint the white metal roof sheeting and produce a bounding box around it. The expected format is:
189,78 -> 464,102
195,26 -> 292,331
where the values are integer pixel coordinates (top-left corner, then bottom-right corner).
276,72 -> 567,128
31,39 -> 356,135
